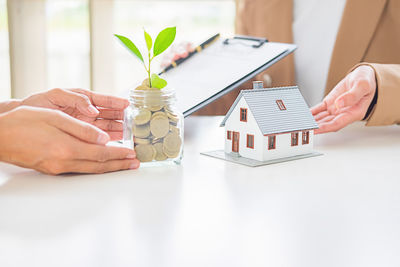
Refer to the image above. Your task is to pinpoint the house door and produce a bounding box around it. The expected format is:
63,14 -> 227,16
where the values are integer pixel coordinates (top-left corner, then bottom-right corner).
232,132 -> 239,153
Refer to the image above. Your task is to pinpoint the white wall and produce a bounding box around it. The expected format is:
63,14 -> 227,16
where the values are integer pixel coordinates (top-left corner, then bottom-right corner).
7,0 -> 47,99
224,98 -> 264,161
262,130 -> 314,161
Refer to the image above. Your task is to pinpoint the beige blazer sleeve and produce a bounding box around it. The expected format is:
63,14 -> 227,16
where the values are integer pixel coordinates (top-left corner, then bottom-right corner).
356,63 -> 400,126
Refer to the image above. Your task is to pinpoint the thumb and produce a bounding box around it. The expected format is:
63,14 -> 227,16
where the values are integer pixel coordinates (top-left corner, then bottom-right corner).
48,88 -> 99,117
49,111 -> 110,145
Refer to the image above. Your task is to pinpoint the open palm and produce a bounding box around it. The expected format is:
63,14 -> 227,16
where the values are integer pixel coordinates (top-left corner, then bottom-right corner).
311,65 -> 376,134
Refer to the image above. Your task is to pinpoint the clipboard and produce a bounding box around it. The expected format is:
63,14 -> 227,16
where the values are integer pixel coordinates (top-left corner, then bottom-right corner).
160,35 -> 297,117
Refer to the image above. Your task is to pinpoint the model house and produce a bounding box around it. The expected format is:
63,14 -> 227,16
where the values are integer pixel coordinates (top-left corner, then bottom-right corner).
220,82 -> 318,162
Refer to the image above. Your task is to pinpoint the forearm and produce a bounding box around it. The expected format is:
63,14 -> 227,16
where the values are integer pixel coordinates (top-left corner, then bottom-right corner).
0,99 -> 22,114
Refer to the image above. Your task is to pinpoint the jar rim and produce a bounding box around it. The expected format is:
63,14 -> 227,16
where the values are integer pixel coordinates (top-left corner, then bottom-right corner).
129,87 -> 175,97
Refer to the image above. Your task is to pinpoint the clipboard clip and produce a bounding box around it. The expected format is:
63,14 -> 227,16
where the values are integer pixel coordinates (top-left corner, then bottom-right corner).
223,35 -> 268,48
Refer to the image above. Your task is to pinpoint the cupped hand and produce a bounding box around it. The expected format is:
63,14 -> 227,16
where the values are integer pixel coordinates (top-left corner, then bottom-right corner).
0,106 -> 140,175
311,65 -> 377,134
21,88 -> 129,140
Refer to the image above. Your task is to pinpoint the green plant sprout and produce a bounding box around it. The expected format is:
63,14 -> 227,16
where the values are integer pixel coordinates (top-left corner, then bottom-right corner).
114,27 -> 176,89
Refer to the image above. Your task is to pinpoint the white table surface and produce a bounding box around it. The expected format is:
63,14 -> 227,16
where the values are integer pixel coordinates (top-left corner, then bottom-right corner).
0,116 -> 399,267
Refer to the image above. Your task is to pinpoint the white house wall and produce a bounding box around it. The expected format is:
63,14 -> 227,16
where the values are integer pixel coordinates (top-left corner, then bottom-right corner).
262,130 -> 314,161
224,98 -> 264,161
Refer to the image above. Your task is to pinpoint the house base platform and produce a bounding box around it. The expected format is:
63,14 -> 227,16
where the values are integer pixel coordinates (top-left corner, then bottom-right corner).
201,150 -> 323,167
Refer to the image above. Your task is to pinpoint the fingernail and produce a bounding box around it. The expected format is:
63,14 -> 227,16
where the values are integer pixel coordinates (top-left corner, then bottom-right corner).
129,161 -> 139,169
87,105 -> 99,115
126,153 -> 136,159
97,134 -> 109,144
336,100 -> 345,109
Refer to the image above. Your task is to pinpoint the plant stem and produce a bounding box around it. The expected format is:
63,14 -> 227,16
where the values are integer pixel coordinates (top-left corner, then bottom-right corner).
148,50 -> 152,88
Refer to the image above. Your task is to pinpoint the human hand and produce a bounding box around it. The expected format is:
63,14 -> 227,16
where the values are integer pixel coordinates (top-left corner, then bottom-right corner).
311,65 -> 376,134
160,41 -> 194,68
21,88 -> 129,140
0,106 -> 140,175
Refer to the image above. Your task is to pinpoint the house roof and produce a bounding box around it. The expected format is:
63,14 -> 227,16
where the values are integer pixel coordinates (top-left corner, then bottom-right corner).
220,86 -> 318,135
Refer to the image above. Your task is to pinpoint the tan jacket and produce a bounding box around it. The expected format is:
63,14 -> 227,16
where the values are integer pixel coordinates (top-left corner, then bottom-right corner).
197,0 -> 400,126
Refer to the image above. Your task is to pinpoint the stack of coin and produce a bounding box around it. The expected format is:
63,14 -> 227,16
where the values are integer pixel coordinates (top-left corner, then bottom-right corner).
131,82 -> 182,163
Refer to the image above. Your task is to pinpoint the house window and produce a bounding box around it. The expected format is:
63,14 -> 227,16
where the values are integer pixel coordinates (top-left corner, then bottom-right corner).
246,134 -> 254,149
268,135 -> 276,150
291,132 -> 299,146
276,100 -> 286,110
302,131 -> 310,145
227,131 -> 232,140
240,108 -> 247,122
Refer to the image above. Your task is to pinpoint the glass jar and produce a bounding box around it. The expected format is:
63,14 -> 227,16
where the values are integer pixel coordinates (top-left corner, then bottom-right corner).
123,86 -> 184,166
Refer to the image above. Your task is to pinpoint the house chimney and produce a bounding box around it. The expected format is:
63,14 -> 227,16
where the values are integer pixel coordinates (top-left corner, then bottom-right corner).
253,81 -> 263,89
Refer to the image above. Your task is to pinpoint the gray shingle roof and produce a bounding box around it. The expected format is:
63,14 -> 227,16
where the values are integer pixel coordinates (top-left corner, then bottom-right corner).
220,86 -> 318,135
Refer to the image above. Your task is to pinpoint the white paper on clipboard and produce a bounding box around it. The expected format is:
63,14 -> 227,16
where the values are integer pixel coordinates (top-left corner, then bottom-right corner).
160,36 -> 297,117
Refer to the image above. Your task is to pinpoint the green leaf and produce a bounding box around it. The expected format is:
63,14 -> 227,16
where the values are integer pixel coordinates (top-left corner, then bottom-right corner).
144,30 -> 152,51
114,34 -> 144,63
151,73 -> 167,89
153,27 -> 176,57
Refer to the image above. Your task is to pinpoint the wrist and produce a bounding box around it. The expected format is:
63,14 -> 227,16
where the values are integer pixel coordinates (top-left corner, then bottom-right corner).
362,65 -> 378,121
363,87 -> 378,121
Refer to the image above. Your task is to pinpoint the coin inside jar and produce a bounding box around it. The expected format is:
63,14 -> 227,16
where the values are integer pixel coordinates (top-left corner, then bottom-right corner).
133,124 -> 150,138
133,109 -> 151,125
134,137 -> 150,145
153,142 -> 168,161
163,132 -> 182,158
150,116 -> 170,138
163,146 -> 180,159
166,112 -> 179,123
145,92 -> 163,111
151,136 -> 163,144
169,124 -> 180,135
148,105 -> 164,112
135,144 -> 156,162
151,111 -> 168,120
